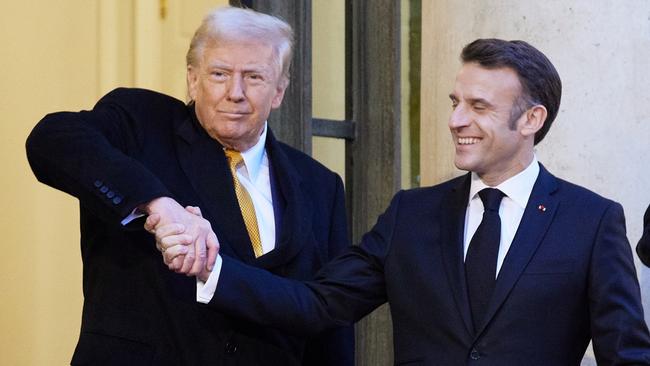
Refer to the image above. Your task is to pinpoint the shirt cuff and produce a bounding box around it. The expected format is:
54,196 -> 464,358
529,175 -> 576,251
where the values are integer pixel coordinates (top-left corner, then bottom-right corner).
120,207 -> 146,226
196,255 -> 223,304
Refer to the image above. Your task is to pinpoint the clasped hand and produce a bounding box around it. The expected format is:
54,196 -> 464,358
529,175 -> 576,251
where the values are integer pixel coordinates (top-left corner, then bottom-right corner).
143,197 -> 218,280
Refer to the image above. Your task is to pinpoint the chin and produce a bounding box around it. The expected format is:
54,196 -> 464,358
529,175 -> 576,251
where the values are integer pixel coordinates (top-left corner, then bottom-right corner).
214,125 -> 245,138
453,157 -> 471,172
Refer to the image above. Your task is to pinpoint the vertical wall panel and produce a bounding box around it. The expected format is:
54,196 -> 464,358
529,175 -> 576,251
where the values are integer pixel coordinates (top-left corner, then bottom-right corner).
346,1 -> 401,365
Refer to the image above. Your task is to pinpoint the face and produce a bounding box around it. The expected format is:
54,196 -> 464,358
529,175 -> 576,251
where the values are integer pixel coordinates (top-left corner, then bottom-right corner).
448,62 -> 537,185
187,40 -> 287,151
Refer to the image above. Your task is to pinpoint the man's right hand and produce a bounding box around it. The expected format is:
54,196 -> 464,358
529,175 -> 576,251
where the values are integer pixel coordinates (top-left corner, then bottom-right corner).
142,197 -> 218,275
149,219 -> 216,282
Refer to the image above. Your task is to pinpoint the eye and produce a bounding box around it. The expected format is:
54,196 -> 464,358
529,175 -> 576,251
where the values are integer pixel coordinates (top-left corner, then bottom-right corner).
210,71 -> 228,81
246,73 -> 264,83
450,98 -> 459,110
473,103 -> 487,112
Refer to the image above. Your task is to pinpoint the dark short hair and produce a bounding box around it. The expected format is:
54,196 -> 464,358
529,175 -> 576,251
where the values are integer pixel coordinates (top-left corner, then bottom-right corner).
461,39 -> 562,145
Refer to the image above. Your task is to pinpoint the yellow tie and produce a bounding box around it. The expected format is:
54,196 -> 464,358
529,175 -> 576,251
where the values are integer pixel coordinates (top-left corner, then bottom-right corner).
224,149 -> 263,257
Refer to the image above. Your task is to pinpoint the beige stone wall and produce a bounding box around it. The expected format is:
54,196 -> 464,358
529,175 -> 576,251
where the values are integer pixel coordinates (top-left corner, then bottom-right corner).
0,2 -> 99,364
421,1 -> 650,362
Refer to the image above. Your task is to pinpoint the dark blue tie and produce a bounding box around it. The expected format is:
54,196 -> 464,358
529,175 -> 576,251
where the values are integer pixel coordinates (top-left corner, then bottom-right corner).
465,188 -> 505,332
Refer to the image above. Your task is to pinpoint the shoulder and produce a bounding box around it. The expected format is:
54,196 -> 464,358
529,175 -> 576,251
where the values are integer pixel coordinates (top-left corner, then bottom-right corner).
540,168 -> 623,221
274,140 -> 339,179
96,87 -> 187,116
400,175 -> 466,200
389,174 -> 467,213
553,175 -> 619,211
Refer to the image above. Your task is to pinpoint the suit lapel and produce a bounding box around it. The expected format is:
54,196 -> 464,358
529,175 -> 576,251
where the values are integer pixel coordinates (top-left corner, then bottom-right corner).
174,108 -> 256,263
476,164 -> 559,336
440,174 -> 475,336
255,130 -> 310,269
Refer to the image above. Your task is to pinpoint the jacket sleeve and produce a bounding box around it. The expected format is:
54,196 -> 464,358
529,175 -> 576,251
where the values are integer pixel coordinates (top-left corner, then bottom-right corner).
210,191 -> 404,337
635,204 -> 650,266
589,202 -> 650,365
25,88 -> 173,224
302,174 -> 354,366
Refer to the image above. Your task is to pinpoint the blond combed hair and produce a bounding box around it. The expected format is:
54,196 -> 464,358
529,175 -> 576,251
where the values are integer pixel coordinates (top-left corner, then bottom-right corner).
186,6 -> 294,85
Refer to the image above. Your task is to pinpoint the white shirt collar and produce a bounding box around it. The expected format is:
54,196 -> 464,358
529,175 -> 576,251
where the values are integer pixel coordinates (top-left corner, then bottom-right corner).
469,156 -> 540,209
239,122 -> 268,183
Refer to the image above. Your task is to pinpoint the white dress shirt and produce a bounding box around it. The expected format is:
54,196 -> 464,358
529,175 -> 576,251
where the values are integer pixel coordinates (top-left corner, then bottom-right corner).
463,157 -> 540,277
197,123 -> 274,303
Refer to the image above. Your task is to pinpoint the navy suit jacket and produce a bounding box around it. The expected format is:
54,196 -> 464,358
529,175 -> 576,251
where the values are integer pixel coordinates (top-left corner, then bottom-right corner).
213,165 -> 650,365
26,88 -> 353,366
636,204 -> 650,266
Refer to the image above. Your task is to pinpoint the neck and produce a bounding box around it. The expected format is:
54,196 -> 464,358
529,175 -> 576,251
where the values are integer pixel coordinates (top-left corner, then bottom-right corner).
478,152 -> 534,186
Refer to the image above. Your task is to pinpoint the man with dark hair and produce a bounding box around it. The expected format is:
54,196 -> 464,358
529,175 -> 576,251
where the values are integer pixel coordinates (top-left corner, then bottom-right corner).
636,204 -> 650,266
459,39 -> 562,143
155,38 -> 650,364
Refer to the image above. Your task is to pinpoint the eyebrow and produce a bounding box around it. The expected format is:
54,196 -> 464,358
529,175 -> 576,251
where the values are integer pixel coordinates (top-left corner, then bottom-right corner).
467,97 -> 493,107
206,62 -> 270,75
206,61 -> 232,70
448,94 -> 494,108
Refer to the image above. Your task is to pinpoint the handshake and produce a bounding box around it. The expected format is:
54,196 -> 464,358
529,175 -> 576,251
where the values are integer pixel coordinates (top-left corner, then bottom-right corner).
143,197 -> 219,282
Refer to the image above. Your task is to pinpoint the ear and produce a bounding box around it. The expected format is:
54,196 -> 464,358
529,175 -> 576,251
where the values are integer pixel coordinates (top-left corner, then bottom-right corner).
187,65 -> 199,101
270,76 -> 289,109
520,105 -> 547,138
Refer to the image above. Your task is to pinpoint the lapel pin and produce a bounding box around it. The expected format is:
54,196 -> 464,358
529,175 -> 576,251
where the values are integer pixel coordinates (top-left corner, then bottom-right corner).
537,204 -> 546,212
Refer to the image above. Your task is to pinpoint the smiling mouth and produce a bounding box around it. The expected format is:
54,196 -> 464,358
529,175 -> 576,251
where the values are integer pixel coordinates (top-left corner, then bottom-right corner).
219,111 -> 250,115
457,137 -> 481,145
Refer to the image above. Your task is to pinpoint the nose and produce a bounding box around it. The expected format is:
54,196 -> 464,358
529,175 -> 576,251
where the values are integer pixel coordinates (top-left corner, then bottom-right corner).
226,75 -> 245,102
448,104 -> 471,129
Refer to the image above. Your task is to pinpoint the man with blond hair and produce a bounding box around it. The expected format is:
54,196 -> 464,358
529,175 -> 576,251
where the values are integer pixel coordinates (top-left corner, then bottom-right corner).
26,6 -> 353,365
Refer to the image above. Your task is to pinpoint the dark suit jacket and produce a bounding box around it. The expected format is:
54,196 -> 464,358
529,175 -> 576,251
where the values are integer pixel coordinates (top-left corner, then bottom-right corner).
213,165 -> 650,365
26,88 -> 353,366
636,204 -> 650,266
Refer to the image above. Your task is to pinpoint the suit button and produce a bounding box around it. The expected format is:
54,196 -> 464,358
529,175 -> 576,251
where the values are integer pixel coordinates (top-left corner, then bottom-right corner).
470,348 -> 480,360
112,196 -> 122,205
224,342 -> 238,354
100,186 -> 109,193
106,191 -> 115,198
93,180 -> 103,188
